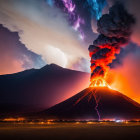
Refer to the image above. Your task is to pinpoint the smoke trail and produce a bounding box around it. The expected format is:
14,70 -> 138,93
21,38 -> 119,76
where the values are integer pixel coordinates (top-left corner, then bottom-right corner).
86,0 -> 107,20
88,2 -> 135,86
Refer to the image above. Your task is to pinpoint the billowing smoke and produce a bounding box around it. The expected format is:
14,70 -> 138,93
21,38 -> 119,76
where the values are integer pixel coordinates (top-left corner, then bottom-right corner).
107,0 -> 140,45
88,2 -> 135,85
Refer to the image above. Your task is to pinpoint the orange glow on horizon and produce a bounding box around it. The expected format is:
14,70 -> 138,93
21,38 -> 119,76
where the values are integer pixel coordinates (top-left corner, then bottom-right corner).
109,71 -> 140,103
106,55 -> 140,104
3,117 -> 25,122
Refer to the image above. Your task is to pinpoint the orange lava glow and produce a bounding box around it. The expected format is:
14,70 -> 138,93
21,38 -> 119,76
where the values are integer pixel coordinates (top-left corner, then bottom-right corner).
106,54 -> 140,103
89,78 -> 112,89
88,53 -> 140,104
89,44 -> 120,90
88,42 -> 140,104
90,45 -> 119,80
108,70 -> 140,103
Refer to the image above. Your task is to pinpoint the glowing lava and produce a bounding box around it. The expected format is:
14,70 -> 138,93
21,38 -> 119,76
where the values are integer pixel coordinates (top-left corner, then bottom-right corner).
89,78 -> 112,89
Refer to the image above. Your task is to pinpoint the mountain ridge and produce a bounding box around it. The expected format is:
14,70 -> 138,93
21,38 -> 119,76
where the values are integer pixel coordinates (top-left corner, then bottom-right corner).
0,64 -> 90,115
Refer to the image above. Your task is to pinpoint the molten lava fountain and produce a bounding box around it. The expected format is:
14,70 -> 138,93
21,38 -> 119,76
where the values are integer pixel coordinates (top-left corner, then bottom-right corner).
76,2 -> 135,121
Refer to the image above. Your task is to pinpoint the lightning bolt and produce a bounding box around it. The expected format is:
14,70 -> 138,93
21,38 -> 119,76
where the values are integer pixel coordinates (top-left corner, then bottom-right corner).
74,88 -> 101,121
92,90 -> 101,121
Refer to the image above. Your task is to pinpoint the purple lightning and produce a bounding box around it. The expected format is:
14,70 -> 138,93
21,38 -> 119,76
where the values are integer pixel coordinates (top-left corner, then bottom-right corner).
93,90 -> 101,121
73,16 -> 84,31
62,0 -> 75,13
61,0 -> 85,40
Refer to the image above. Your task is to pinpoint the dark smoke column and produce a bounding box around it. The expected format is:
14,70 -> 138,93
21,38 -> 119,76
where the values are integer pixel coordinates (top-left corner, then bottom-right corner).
88,2 -> 135,87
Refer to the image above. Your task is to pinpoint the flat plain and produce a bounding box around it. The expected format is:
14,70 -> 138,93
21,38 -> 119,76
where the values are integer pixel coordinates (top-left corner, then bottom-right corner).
0,122 -> 139,140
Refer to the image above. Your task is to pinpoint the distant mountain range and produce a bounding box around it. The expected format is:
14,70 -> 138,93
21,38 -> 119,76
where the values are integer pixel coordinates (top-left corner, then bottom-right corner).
0,64 -> 89,116
40,87 -> 140,120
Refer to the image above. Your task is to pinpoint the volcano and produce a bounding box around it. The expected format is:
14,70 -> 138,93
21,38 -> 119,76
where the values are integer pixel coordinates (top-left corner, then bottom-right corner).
40,87 -> 140,120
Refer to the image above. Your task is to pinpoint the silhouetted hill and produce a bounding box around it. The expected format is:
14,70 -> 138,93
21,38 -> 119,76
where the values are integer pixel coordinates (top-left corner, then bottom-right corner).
0,64 -> 89,115
40,87 -> 140,120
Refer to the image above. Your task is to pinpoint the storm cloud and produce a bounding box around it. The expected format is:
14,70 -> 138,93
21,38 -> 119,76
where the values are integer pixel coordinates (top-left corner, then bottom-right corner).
0,0 -> 88,69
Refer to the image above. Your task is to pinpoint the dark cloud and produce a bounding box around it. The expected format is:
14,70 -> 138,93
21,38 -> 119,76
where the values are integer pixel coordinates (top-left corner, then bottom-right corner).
94,2 -> 135,47
110,42 -> 140,68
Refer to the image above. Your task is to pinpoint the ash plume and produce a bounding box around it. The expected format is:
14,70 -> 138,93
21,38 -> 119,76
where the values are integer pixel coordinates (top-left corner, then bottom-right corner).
89,2 -> 135,82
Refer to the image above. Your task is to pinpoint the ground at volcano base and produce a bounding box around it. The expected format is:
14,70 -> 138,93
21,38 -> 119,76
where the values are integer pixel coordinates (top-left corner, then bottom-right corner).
0,122 -> 139,140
